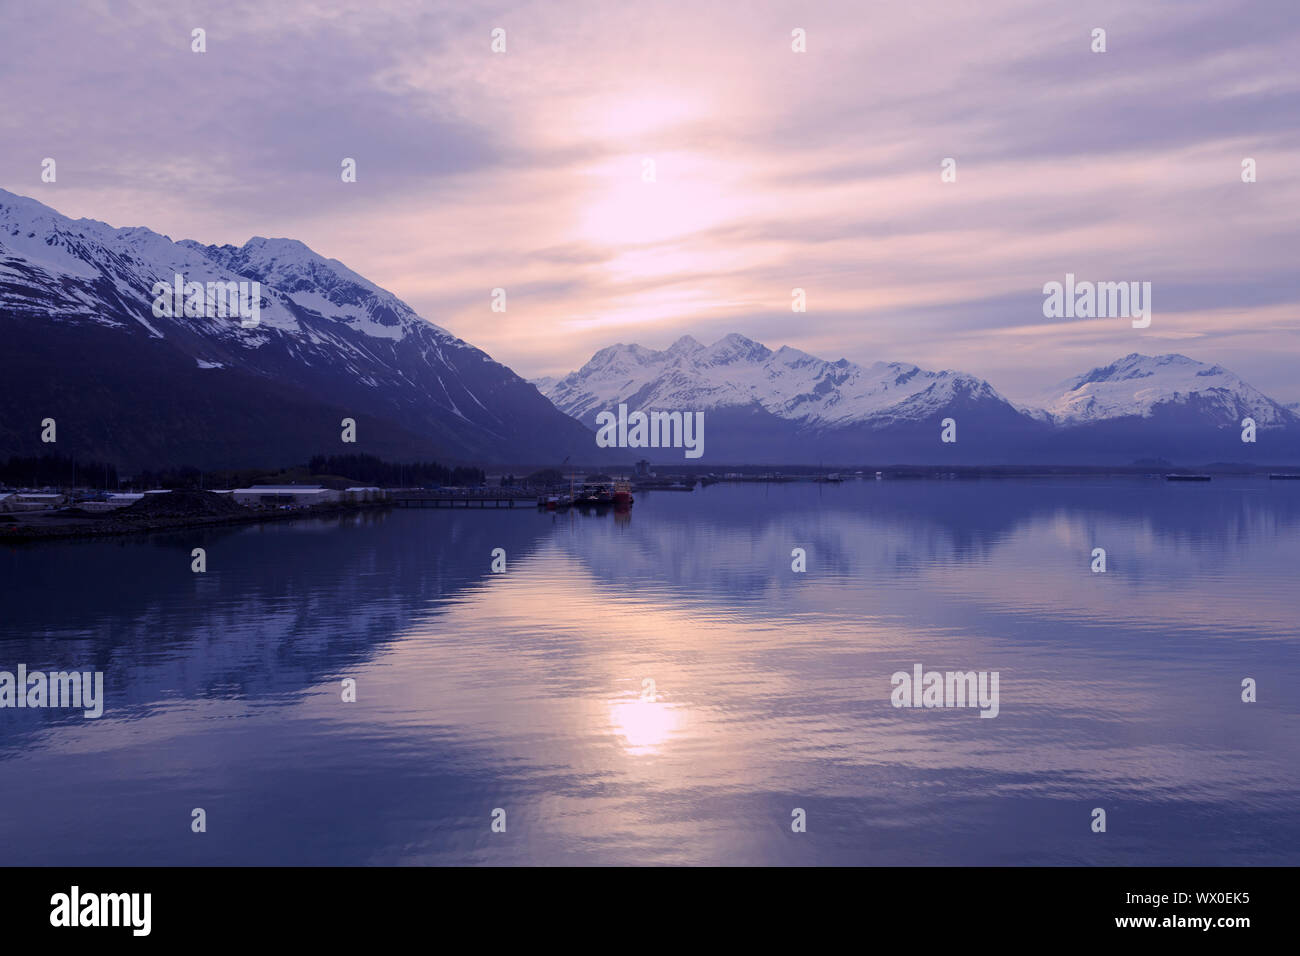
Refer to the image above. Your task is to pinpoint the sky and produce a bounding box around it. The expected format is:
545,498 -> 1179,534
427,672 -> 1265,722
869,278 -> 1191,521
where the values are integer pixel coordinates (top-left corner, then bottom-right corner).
1,0 -> 1297,402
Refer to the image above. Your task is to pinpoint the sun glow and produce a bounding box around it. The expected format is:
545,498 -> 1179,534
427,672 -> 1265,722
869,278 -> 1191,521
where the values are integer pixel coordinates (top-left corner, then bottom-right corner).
575,153 -> 741,250
608,697 -> 687,756
579,92 -> 704,142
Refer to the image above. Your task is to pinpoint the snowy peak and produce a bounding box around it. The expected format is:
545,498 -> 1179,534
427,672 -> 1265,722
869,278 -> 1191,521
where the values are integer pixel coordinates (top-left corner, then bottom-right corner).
1073,352 -> 1209,386
666,334 -> 704,355
1032,353 -> 1295,427
0,187 -> 596,468
702,332 -> 772,366
0,188 -> 180,281
185,234 -> 447,342
0,188 -> 455,344
191,236 -> 374,297
540,336 -> 1299,465
542,333 -> 1019,430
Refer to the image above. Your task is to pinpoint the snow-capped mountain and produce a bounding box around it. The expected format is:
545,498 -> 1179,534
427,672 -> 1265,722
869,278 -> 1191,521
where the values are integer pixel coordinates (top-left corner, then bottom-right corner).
540,336 -> 1300,464
0,188 -> 594,469
543,333 -> 1021,428
1018,352 -> 1300,464
540,334 -> 1047,463
1029,353 -> 1297,428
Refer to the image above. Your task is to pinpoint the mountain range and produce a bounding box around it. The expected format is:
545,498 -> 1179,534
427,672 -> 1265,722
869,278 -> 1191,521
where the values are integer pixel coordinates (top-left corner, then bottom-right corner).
4,188 -> 1297,471
0,188 -> 595,471
539,335 -> 1300,465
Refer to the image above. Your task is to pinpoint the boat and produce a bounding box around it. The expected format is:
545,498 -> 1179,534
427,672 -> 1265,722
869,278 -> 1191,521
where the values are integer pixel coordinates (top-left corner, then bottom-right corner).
613,480 -> 633,507
1164,474 -> 1212,482
573,482 -> 609,507
1268,474 -> 1300,480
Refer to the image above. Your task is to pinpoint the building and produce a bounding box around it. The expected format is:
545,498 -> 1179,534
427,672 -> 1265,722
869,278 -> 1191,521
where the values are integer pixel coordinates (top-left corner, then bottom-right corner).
343,486 -> 387,503
2,492 -> 67,512
77,493 -> 144,513
231,485 -> 341,508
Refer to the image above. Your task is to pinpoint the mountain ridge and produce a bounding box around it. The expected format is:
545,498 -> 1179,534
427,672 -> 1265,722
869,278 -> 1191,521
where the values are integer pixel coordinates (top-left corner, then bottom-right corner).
5,188 -> 1297,470
539,335 -> 1300,464
0,188 -> 596,470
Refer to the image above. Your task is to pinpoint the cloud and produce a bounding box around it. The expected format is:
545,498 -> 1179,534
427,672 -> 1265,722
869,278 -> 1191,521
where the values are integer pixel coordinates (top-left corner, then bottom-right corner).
1,0 -> 1296,399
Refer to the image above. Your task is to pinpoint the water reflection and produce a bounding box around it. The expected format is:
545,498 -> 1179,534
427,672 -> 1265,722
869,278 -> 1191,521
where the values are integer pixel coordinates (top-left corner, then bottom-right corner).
0,478 -> 1296,864
608,695 -> 687,756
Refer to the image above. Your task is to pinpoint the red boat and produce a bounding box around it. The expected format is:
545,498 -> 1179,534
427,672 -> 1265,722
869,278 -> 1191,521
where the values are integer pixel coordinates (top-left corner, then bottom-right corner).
613,480 -> 634,508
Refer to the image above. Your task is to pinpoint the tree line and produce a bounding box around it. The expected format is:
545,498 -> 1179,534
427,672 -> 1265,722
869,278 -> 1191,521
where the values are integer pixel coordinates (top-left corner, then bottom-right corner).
0,454 -> 119,488
1,453 -> 484,490
307,454 -> 484,487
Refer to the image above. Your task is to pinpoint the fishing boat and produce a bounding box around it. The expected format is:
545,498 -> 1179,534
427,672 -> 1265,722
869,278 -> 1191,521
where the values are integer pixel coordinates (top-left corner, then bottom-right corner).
574,482 -> 615,507
613,480 -> 633,507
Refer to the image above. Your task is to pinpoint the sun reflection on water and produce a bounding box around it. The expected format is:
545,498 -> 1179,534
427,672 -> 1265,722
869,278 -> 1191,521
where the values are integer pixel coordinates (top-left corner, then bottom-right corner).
608,696 -> 687,756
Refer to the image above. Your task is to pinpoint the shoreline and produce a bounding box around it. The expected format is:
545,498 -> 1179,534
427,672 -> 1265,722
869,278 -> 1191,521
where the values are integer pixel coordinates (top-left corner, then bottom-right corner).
0,500 -> 392,543
6,470 -> 1299,542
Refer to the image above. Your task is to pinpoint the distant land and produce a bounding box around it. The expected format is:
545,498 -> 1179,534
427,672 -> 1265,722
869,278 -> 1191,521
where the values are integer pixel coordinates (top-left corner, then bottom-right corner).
540,336 -> 1300,465
4,189 -> 1299,471
0,189 -> 599,471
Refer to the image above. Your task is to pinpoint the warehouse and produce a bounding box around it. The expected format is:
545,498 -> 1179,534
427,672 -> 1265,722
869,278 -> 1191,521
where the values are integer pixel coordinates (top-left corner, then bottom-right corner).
231,485 -> 340,508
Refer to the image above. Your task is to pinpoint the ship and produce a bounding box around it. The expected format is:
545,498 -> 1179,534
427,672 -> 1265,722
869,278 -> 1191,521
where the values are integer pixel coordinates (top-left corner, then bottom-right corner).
613,480 -> 634,507
574,482 -> 615,507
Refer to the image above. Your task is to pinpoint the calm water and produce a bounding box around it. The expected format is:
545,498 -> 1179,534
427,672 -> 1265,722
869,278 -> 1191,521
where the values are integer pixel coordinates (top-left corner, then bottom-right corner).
2,478 -> 1297,865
